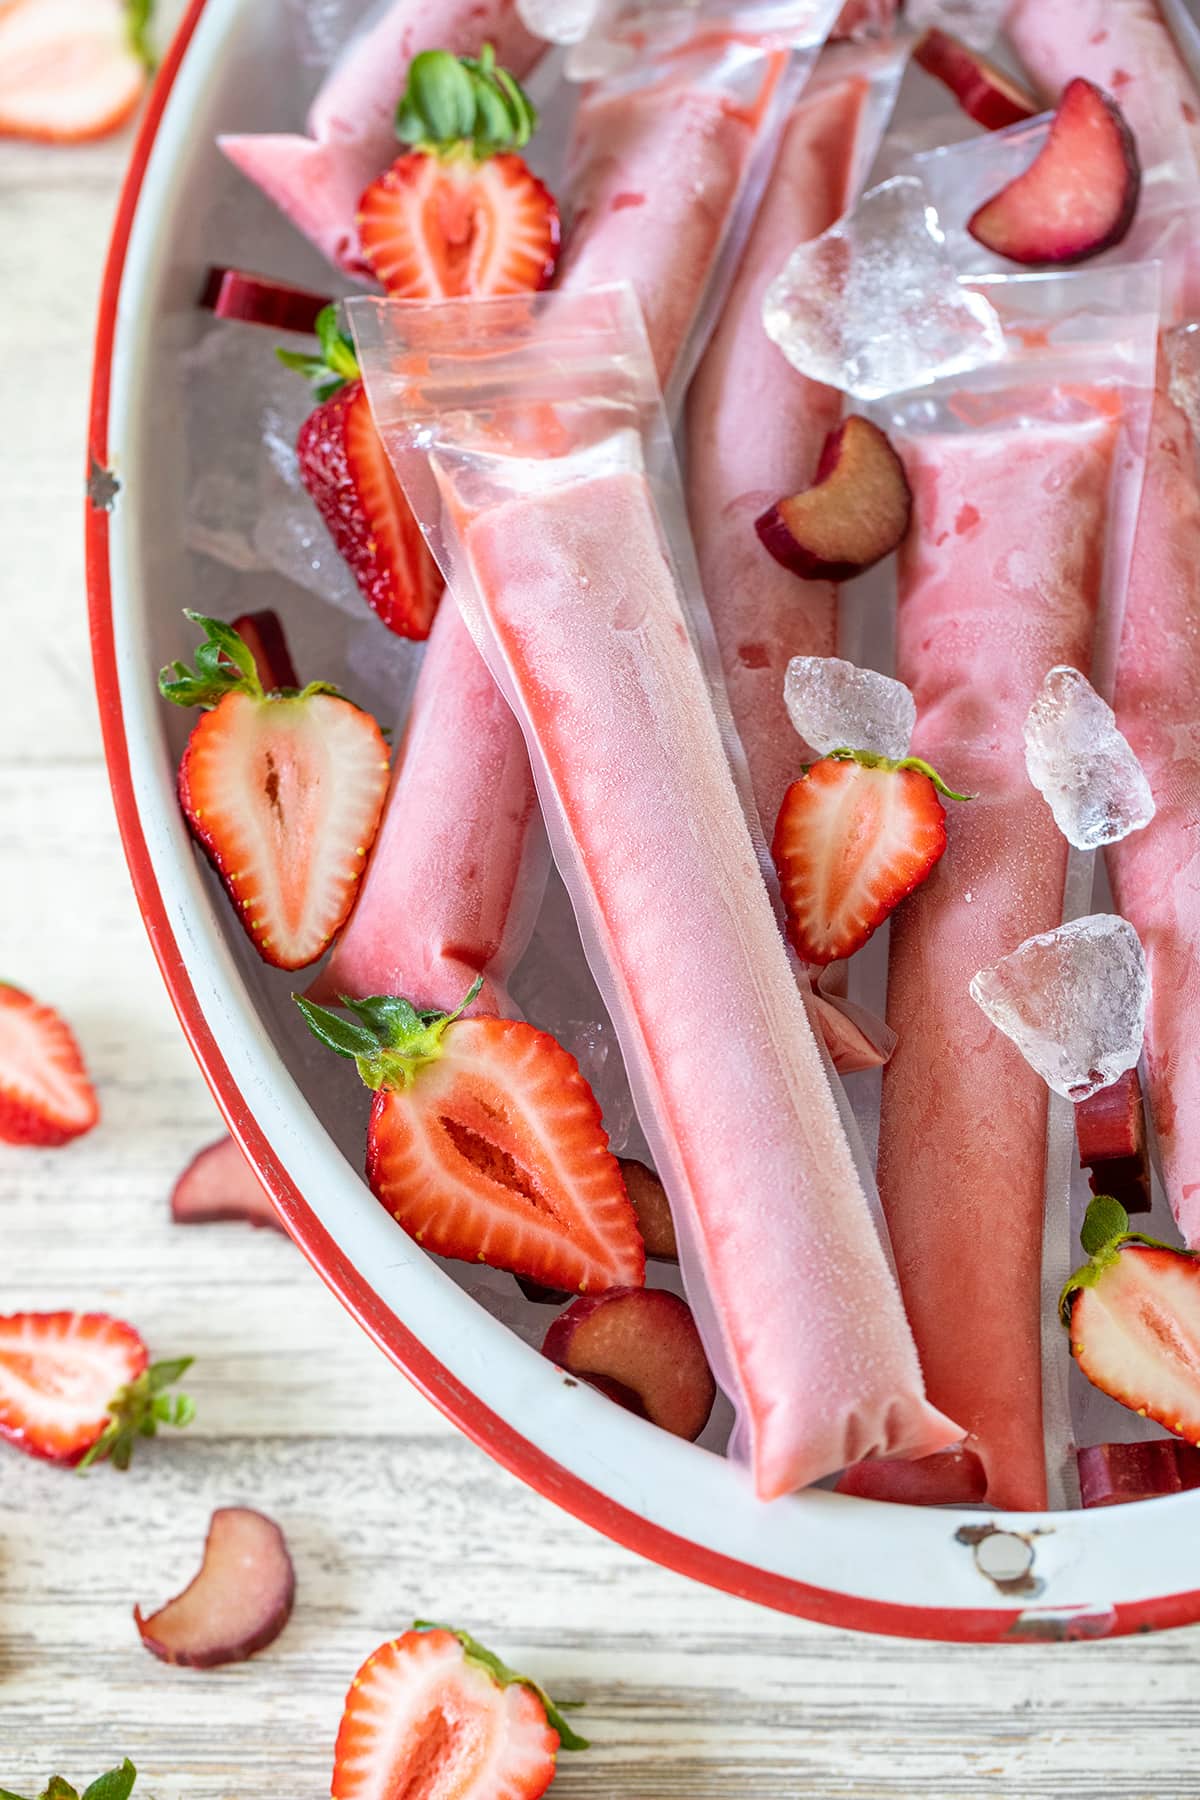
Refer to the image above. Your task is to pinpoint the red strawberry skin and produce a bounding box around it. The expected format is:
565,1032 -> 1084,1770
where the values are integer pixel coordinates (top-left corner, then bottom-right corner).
0,1312 -> 146,1463
297,378 -> 442,640
357,151 -> 559,300
333,1630 -> 559,1800
772,759 -> 948,966
366,1017 -> 645,1294
178,689 -> 391,970
0,984 -> 99,1146
1068,1246 -> 1200,1445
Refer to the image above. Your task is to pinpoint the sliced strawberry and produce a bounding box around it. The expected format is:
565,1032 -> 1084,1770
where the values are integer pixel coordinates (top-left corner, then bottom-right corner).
967,78 -> 1141,266
1063,1198 -> 1200,1445
296,378 -> 443,638
0,0 -> 150,144
772,751 -> 963,967
160,613 -> 391,970
333,1624 -> 585,1800
170,1134 -> 287,1233
356,46 -> 558,299
228,610 -> 299,693
0,984 -> 99,1146
0,1314 -> 192,1468
358,152 -> 559,298
913,28 -> 1040,131
297,986 -> 646,1294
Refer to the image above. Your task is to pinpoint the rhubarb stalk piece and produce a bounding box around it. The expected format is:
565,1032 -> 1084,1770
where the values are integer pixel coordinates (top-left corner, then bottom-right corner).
1075,1068 -> 1152,1215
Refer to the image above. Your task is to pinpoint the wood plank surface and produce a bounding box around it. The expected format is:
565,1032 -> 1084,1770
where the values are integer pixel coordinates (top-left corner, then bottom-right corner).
2,15 -> 1200,1799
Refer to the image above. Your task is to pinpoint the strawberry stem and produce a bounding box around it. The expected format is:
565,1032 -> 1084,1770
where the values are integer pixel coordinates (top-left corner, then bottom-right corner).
125,0 -> 155,72
294,976 -> 485,1092
159,611 -> 341,710
77,1359 -> 195,1474
413,1621 -> 589,1751
826,746 -> 973,802
0,1761 -> 139,1800
1059,1194 -> 1184,1323
276,304 -> 360,401
394,46 -> 538,160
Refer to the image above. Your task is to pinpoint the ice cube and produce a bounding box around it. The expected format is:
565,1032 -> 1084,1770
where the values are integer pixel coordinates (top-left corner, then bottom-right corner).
784,655 -> 915,759
761,176 -> 1004,400
518,0 -> 600,43
905,0 -> 1007,49
183,324 -> 366,620
969,914 -> 1148,1102
285,0 -> 366,67
1024,667 -> 1155,850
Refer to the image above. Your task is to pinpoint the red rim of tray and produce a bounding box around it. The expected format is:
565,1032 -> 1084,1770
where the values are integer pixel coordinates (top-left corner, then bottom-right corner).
85,0 -> 1200,1645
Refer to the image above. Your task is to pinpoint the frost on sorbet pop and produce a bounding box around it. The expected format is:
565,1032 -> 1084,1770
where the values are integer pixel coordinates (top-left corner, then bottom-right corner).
761,175 -> 1003,400
784,655 -> 915,759
969,914 -> 1148,1101
1023,665 -> 1155,850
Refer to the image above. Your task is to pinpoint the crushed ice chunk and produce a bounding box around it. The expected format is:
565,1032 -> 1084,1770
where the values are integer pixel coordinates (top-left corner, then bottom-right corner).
762,176 -> 1004,400
969,914 -> 1148,1102
1024,668 -> 1155,850
518,0 -> 601,42
905,0 -> 1007,49
784,655 -> 915,759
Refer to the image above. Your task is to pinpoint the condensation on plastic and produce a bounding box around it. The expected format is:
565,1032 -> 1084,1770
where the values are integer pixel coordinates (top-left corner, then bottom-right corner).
559,2 -> 847,414
910,108 -> 1200,328
347,284 -> 944,1482
868,262 -> 1160,1511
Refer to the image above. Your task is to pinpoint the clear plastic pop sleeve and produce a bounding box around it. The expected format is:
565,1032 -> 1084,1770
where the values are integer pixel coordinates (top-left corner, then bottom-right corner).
348,283 -> 960,1499
856,262 -> 1161,1511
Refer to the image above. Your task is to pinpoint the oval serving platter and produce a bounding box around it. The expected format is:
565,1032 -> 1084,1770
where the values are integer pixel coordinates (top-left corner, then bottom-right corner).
86,0 -> 1200,1640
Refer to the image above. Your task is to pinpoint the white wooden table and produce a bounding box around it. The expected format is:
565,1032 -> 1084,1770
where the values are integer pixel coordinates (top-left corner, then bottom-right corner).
4,68 -> 1200,1800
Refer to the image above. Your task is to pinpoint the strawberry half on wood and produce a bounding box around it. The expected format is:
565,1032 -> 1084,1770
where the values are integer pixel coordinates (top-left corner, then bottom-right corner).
0,1312 -> 192,1468
279,307 -> 443,640
332,1624 -> 586,1800
1,1759 -> 140,1800
0,984 -> 99,1146
0,0 -> 153,144
296,982 -> 646,1293
1062,1197 -> 1200,1448
160,612 -> 390,970
357,45 -> 559,299
772,749 -> 969,966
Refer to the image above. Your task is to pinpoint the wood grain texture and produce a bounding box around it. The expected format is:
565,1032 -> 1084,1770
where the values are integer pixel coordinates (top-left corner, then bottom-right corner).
3,17 -> 1200,1800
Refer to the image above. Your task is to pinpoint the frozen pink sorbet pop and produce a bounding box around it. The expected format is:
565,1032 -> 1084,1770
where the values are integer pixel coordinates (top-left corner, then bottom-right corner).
870,411 -> 1119,1512
1107,378 -> 1200,1248
219,0 -> 541,276
450,462 -> 959,1498
686,64 -> 874,831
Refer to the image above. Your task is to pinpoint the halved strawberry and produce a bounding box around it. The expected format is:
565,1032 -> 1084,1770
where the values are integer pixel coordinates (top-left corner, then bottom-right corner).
333,1625 -> 586,1800
0,0 -> 151,144
0,984 -> 99,1146
160,613 -> 391,970
0,1312 -> 192,1468
356,47 -> 559,298
297,984 -> 646,1293
967,78 -> 1141,266
1062,1197 -> 1200,1445
772,751 -> 966,966
280,308 -> 443,640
